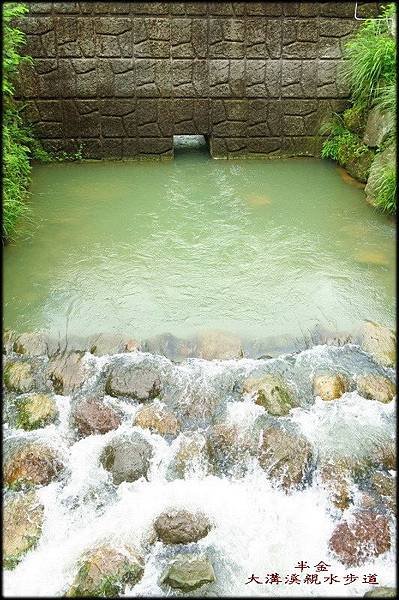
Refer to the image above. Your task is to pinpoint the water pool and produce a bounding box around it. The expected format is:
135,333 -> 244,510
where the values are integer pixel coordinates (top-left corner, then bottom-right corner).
4,148 -> 395,350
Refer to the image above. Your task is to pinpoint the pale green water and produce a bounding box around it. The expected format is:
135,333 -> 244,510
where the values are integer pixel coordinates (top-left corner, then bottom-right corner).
3,147 -> 395,347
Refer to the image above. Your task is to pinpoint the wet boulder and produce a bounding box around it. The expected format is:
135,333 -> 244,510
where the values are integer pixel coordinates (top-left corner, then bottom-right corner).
4,440 -> 64,490
258,427 -> 313,491
105,361 -> 161,401
4,361 -> 36,394
68,544 -> 144,597
71,396 -> 122,438
360,321 -> 396,368
47,351 -> 88,395
312,372 -> 349,401
3,491 -> 44,569
13,393 -> 58,431
329,509 -> 391,566
154,509 -> 212,545
160,554 -> 215,592
364,587 -> 396,597
370,471 -> 396,513
370,439 -> 396,471
363,107 -> 392,147
356,374 -> 395,404
134,402 -> 180,436
319,462 -> 353,511
3,330 -> 16,355
167,432 -> 210,479
243,373 -> 298,416
100,433 -> 152,485
207,423 -> 257,476
195,330 -> 243,360
89,333 -> 140,356
13,332 -> 49,357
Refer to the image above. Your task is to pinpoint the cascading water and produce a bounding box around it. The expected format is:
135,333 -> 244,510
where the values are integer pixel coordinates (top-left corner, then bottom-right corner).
3,342 -> 396,597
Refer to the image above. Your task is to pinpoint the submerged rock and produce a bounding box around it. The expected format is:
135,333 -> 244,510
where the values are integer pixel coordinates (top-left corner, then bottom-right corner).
319,462 -> 353,511
258,427 -> 313,491
3,491 -> 44,569
134,402 -> 180,436
329,509 -> 391,566
167,432 -> 210,479
89,333 -> 140,356
4,361 -> 36,394
313,372 -> 349,401
360,321 -> 396,368
160,554 -> 215,592
13,393 -> 58,431
370,471 -> 396,513
68,545 -> 144,597
356,374 -> 395,403
364,587 -> 396,598
105,361 -> 161,401
143,333 -> 195,362
100,433 -> 152,485
195,330 -> 243,360
243,373 -> 298,416
13,332 -> 49,357
154,509 -> 212,545
4,441 -> 64,490
207,423 -> 257,476
72,396 -> 122,438
47,351 -> 88,395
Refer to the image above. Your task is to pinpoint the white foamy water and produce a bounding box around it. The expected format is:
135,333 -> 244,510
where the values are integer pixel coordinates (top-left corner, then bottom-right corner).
3,347 -> 396,597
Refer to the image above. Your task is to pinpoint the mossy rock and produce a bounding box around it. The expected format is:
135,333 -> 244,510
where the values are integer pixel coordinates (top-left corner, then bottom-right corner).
364,587 -> 396,597
343,106 -> 366,135
160,554 -> 215,592
3,491 -> 44,569
243,373 -> 298,416
14,394 -> 58,430
67,545 -> 144,597
343,148 -> 375,183
4,361 -> 35,394
4,441 -> 64,490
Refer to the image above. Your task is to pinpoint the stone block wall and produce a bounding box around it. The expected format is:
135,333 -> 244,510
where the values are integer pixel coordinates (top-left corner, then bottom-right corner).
16,2 -> 380,158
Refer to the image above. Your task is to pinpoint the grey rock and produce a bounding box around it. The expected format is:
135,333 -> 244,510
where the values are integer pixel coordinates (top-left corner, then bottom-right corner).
100,433 -> 152,484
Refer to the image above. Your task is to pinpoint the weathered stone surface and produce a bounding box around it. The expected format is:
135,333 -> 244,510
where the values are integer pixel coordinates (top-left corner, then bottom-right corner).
71,396 -> 122,438
4,441 -> 64,490
243,373 -> 298,415
160,554 -> 215,591
105,361 -> 161,400
68,545 -> 144,597
313,372 -> 349,401
47,351 -> 88,394
154,509 -> 212,544
363,107 -> 393,147
356,374 -> 395,404
134,403 -> 180,436
329,509 -> 391,566
360,321 -> 396,368
100,433 -> 152,484
13,393 -> 58,430
258,427 -> 313,490
89,333 -> 140,356
3,491 -> 44,569
195,330 -> 243,360
16,5 -> 356,159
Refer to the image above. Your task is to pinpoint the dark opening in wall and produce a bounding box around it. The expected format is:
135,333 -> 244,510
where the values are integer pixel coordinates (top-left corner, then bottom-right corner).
173,135 -> 209,157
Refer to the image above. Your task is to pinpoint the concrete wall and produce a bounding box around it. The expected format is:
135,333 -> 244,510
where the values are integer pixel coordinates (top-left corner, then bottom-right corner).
16,2 -> 380,159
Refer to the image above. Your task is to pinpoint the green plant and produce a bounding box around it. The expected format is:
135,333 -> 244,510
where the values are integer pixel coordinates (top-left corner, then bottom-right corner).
2,3 -> 32,242
341,3 -> 396,110
321,117 -> 370,164
371,163 -> 396,213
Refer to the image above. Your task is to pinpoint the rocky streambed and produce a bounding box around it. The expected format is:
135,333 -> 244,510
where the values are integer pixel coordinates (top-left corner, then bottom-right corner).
2,322 -> 396,597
